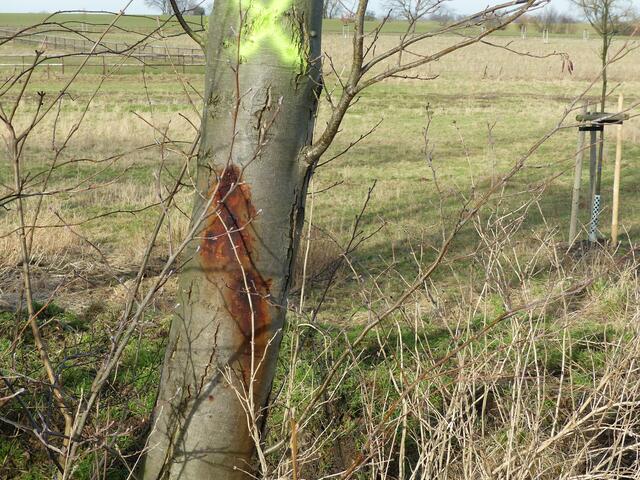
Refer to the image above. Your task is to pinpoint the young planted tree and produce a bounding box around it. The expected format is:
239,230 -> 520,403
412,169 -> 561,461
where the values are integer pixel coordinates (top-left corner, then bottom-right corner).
141,1 -> 541,478
572,0 -> 635,110
571,0 -> 635,242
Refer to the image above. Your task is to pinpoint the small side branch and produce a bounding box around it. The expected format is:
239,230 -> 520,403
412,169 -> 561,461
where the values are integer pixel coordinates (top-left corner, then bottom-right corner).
170,0 -> 206,51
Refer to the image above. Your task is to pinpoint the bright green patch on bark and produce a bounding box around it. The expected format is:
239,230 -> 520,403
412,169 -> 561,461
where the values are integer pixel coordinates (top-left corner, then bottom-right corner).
237,0 -> 303,66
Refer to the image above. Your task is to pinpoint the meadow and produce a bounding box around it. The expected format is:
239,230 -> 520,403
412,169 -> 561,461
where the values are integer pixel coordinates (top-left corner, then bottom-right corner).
1,12 -> 640,479
0,11 -> 596,35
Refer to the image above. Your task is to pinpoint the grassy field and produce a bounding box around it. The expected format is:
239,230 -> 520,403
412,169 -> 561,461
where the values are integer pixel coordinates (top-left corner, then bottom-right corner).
1,13 -> 640,480
0,11 -> 596,36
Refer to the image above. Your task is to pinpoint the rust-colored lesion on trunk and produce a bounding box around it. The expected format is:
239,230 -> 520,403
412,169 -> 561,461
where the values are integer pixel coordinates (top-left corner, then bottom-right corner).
199,164 -> 272,374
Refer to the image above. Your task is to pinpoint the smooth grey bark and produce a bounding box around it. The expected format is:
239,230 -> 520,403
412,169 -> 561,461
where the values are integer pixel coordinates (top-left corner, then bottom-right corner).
142,0 -> 322,477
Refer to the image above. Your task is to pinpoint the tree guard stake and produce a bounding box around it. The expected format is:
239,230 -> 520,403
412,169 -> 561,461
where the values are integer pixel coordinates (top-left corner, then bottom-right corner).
573,107 -> 628,246
611,94 -> 624,246
569,102 -> 588,245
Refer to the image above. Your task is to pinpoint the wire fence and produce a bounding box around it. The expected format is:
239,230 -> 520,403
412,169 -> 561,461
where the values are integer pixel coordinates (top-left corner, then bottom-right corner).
0,25 -> 206,74
0,26 -> 204,59
0,54 -> 206,75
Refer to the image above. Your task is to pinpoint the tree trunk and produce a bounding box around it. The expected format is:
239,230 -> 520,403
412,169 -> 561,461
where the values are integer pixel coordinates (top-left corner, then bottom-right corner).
142,0 -> 322,477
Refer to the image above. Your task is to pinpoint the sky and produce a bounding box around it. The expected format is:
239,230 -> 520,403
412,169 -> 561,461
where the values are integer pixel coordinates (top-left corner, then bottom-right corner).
0,0 -> 584,15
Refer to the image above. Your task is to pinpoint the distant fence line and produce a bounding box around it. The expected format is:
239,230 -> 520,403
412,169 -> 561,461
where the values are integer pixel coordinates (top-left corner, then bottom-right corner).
0,26 -> 204,60
0,53 -> 205,75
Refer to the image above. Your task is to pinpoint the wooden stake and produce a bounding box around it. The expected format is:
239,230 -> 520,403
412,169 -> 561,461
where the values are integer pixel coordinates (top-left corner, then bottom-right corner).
611,94 -> 624,246
569,103 -> 588,245
588,129 -> 597,221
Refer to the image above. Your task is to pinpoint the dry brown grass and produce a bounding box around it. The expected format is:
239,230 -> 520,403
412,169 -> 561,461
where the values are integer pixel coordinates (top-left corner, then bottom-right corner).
1,26 -> 640,479
322,34 -> 640,82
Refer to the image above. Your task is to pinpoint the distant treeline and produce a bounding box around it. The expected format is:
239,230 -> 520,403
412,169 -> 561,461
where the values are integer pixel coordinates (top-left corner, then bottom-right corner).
330,5 -> 638,37
514,8 -> 638,35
